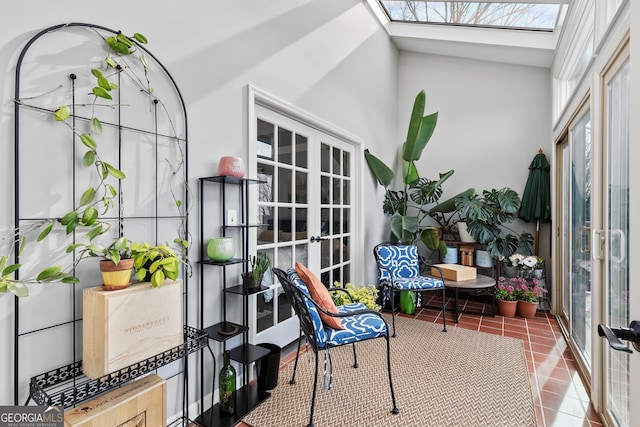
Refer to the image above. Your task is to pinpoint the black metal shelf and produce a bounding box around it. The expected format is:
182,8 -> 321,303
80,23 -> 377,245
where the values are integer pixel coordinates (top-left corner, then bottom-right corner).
229,343 -> 271,365
204,322 -> 248,342
198,175 -> 269,426
29,326 -> 207,409
225,284 -> 268,296
194,384 -> 270,427
199,176 -> 266,185
198,257 -> 247,266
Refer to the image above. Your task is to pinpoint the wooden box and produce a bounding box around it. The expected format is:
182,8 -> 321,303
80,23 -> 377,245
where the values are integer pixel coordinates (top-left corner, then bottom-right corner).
64,374 -> 166,426
433,264 -> 477,281
83,280 -> 183,379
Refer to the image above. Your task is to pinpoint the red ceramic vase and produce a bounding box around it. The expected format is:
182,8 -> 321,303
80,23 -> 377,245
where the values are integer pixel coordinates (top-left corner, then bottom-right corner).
517,300 -> 539,318
497,299 -> 517,318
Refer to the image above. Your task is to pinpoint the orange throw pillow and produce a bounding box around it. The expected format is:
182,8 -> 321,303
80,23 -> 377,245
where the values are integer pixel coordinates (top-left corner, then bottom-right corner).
295,262 -> 344,330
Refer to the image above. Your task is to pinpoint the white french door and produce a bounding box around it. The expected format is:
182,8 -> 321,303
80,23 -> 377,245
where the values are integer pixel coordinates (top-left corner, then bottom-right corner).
247,97 -> 357,348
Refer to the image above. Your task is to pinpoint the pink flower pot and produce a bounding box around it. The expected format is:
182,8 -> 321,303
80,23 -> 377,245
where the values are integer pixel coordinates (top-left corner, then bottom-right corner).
218,156 -> 245,178
497,299 -> 517,317
517,300 -> 539,318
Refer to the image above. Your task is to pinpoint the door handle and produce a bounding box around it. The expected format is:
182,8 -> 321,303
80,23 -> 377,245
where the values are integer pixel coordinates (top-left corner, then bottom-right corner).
579,225 -> 590,254
597,321 -> 640,353
310,236 -> 327,243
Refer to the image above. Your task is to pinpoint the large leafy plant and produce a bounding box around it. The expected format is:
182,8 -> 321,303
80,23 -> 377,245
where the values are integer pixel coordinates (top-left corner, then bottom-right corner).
455,187 -> 532,258
365,90 -> 454,254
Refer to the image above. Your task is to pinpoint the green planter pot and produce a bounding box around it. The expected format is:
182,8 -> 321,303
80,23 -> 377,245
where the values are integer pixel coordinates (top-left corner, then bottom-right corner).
400,291 -> 416,315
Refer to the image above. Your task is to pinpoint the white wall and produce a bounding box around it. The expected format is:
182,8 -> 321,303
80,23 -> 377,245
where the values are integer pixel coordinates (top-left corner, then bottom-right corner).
0,0 -> 399,417
395,52 -> 553,263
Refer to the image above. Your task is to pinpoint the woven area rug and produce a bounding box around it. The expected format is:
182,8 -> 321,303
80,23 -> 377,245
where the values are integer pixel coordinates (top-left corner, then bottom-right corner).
243,315 -> 535,427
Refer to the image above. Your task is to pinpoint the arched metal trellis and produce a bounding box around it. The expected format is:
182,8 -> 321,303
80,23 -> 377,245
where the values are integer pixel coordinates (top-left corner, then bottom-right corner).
12,23 -> 202,425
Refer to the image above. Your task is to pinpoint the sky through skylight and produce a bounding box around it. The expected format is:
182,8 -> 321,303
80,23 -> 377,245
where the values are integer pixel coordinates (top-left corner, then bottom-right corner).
379,1 -> 561,31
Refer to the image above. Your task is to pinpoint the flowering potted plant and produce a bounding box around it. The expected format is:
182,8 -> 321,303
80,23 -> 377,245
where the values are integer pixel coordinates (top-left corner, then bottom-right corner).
515,278 -> 547,318
495,277 -> 518,317
502,253 -> 543,279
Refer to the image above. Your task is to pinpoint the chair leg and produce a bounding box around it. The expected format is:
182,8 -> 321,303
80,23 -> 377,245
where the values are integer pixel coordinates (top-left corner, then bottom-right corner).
390,288 -> 397,337
307,350 -> 320,427
385,333 -> 399,415
290,331 -> 303,385
351,343 -> 358,368
441,286 -> 447,332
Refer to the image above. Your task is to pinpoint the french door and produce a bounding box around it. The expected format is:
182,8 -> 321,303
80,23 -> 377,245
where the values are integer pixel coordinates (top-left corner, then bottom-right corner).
559,104 -> 592,371
248,101 -> 356,348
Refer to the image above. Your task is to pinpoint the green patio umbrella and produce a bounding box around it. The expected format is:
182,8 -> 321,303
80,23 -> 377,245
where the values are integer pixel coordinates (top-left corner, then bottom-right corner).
518,149 -> 551,255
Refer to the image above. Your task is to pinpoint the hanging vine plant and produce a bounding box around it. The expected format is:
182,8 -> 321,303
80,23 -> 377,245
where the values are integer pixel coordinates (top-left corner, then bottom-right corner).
2,26 -> 190,297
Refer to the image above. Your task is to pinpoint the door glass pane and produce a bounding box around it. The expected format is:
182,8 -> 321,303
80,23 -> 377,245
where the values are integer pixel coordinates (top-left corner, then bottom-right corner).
257,119 -> 274,160
343,151 -> 350,176
333,177 -> 341,204
320,143 -> 330,173
320,176 -> 330,204
570,111 -> 592,367
258,164 -> 274,202
277,168 -> 292,203
295,134 -> 308,168
278,127 -> 292,164
333,147 -> 341,174
295,171 -> 307,203
278,207 -> 292,241
606,59 -> 630,426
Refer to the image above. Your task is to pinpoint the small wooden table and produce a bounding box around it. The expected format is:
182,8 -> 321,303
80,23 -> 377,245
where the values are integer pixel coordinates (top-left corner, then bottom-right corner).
428,274 -> 496,323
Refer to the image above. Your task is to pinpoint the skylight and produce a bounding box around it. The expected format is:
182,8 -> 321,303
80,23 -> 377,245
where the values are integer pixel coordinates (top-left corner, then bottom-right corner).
378,1 -> 562,31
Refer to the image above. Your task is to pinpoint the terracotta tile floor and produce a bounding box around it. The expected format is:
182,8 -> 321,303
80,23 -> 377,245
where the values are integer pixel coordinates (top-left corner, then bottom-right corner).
237,293 -> 603,427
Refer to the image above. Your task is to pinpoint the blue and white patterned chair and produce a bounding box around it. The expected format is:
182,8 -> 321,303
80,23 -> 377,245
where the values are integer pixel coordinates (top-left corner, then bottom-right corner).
374,243 -> 447,336
273,268 -> 399,427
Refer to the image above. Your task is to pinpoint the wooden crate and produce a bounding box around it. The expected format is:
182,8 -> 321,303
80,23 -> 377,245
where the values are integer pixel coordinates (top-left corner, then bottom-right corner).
433,264 -> 477,281
64,374 -> 166,426
82,280 -> 183,379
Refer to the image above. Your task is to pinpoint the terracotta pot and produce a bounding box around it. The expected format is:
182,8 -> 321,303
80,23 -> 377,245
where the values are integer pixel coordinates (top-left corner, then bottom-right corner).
497,299 -> 517,317
100,258 -> 134,291
517,300 -> 539,318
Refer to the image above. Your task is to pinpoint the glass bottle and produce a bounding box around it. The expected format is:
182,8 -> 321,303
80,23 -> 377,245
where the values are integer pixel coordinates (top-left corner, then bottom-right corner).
219,350 -> 236,415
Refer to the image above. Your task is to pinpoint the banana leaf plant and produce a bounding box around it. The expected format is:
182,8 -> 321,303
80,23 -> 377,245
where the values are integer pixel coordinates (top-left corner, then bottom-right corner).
365,90 -> 453,255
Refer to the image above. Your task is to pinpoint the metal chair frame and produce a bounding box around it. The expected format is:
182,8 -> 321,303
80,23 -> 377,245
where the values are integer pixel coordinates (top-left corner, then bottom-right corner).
273,268 -> 399,427
374,242 -> 448,336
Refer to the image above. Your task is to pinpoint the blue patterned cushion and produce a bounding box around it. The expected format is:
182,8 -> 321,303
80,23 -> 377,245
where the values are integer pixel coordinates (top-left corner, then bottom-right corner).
375,245 -> 420,281
287,269 -> 326,345
325,312 -> 388,347
392,277 -> 443,290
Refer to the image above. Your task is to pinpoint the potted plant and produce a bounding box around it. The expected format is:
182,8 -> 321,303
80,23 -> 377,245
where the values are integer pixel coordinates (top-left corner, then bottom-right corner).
364,90 -> 454,255
515,278 -> 547,318
495,276 -> 518,317
455,187 -> 534,264
72,237 -> 186,290
242,253 -> 270,289
330,281 -> 381,311
130,241 -> 186,288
